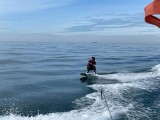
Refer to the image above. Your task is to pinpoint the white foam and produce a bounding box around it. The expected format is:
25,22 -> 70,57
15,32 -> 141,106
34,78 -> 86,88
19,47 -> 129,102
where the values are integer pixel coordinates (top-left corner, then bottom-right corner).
97,64 -> 160,82
0,105 -> 111,120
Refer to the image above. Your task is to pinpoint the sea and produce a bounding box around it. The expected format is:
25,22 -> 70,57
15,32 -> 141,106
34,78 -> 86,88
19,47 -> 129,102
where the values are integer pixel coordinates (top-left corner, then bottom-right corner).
0,41 -> 159,120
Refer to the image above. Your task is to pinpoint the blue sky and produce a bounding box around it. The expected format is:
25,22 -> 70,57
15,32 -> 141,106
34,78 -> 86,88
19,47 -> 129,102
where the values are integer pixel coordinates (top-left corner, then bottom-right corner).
0,0 -> 159,42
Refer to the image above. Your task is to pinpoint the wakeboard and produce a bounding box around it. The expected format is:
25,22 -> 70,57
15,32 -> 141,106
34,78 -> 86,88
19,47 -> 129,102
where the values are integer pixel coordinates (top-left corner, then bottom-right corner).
80,72 -> 98,78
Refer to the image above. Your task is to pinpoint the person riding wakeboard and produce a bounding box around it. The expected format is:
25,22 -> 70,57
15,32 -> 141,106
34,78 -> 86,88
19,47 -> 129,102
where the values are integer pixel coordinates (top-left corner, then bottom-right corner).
87,57 -> 96,74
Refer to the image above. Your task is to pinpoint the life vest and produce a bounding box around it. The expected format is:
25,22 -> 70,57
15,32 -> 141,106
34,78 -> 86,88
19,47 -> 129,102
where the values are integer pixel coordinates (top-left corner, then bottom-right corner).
88,60 -> 96,66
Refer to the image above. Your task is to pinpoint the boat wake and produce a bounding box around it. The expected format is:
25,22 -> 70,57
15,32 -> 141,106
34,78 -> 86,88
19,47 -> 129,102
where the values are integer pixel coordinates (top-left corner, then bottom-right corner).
1,64 -> 160,120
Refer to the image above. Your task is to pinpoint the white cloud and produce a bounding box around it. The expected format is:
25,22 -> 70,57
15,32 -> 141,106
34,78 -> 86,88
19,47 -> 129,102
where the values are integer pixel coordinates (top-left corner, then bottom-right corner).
0,0 -> 74,14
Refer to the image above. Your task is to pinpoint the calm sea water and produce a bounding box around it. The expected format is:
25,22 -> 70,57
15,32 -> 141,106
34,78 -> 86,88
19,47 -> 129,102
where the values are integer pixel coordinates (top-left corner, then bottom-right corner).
0,41 -> 159,120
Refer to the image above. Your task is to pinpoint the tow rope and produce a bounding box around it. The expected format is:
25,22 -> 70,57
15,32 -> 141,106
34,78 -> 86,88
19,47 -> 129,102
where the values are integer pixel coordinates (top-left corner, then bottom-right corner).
100,84 -> 114,120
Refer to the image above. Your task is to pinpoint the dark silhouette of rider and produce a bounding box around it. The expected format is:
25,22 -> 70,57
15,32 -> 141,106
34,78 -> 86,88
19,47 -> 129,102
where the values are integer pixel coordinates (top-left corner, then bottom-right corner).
87,57 -> 96,74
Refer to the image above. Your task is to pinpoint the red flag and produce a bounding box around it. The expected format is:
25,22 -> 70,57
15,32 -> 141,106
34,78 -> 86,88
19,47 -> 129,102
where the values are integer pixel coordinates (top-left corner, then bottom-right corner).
145,0 -> 160,28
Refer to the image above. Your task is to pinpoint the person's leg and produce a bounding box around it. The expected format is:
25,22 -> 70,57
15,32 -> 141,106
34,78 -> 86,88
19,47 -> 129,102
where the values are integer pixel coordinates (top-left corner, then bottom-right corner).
87,65 -> 94,73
